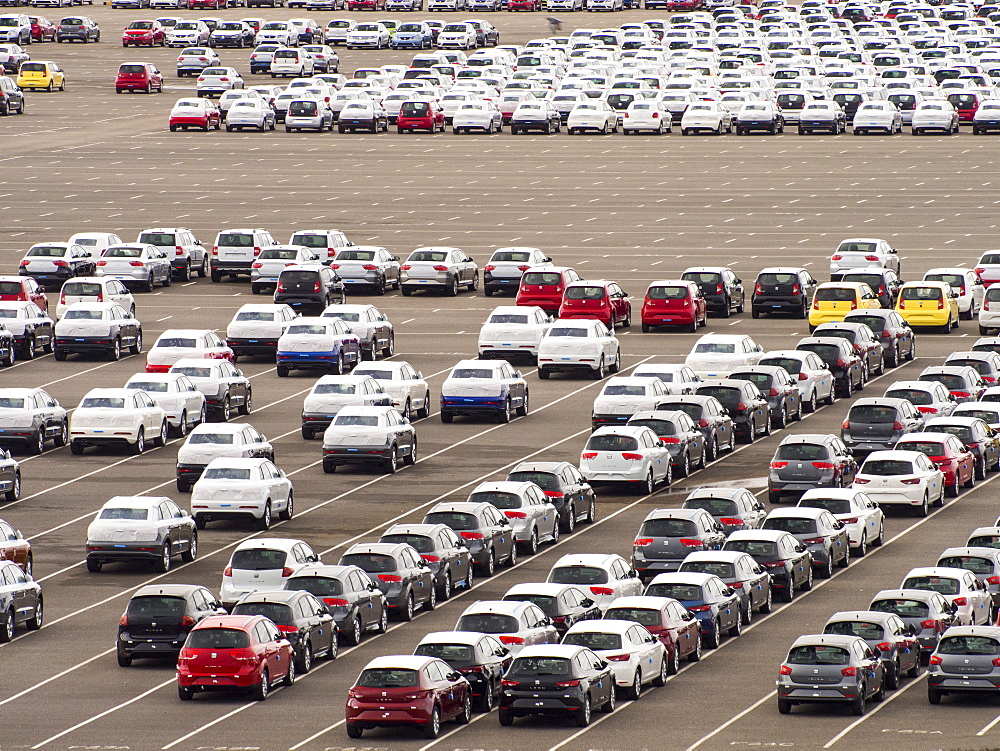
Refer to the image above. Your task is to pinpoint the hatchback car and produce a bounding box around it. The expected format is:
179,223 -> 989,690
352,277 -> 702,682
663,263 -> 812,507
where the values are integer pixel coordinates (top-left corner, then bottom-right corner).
146,329 -> 232,373
168,97 -> 221,131
516,265 -> 582,313
843,309 -> 916,367
115,62 -> 163,94
901,567 -> 993,626
809,281 -> 881,329
870,588 -> 959,661
232,589 -> 336,672
796,336 -> 866,397
631,508 -> 726,581
919,365 -> 987,404
841,397 -> 925,455
414,631 -> 511,712
812,321 -> 885,378
763,506 -> 850,578
823,610 -> 921,689
640,279 -> 707,332
506,460 -> 596,534
924,415 -> 1000,479
896,432 -> 976,498
273,265 -> 345,315
86,496 -> 197,573
117,585 -> 226,666
751,267 -> 817,319
547,553 -> 643,612
644,572 -> 742,648
339,542 -> 434,621
896,281 -> 961,332
221,538 -> 320,609
680,267 -> 745,317
776,634 -> 885,715
724,529 -> 813,602
927,626 -> 1000,704
400,247 -> 478,297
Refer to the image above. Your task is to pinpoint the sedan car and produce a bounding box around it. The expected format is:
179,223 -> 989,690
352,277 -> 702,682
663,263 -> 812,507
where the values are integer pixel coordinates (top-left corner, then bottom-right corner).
678,101 -> 732,135
302,375 -> 391,437
321,304 -> 393,362
224,303 -> 296,360
776,634 -> 885,715
440,359 -> 528,424
19,242 -> 95,289
146,329 -> 232,373
95,243 -> 171,291
322,405 -> 415,474
169,358 -> 250,420
276,317 -> 360,377
69,388 -> 167,456
330,246 -> 400,294
247,246 -> 319,293
400,246 -> 477,297
121,20 -> 165,47
175,422 -> 272,491
685,334 -> 763,379
510,100 -> 562,135
697,379 -> 770,443
0,560 -> 41,641
52,302 -> 141,362
734,102 -> 785,134
919,365 -> 987,404
973,100 -> 1000,135
896,281 -> 960,332
285,564 -> 387,644
86,495 -> 197,573
339,542 -> 434,621
232,589 -> 336,672
901,567 -> 993,626
871,588 -> 959,662
853,100 -> 904,134
116,584 -> 226,666
911,99 -> 960,135
196,66 -> 243,97
768,433 -> 858,503
798,101 -> 848,134
566,101 -> 619,135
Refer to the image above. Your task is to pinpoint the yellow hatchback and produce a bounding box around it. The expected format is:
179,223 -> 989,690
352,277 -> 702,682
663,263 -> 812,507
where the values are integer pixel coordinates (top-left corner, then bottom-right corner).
16,61 -> 66,91
808,281 -> 881,330
896,281 -> 960,332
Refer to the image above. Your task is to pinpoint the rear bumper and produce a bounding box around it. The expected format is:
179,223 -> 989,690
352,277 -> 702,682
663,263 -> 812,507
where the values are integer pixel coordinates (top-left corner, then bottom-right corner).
227,337 -> 279,355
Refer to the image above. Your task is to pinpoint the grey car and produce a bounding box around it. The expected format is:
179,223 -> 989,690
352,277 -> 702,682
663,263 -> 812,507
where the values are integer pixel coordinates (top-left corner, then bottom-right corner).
653,395 -> 735,461
423,501 -> 517,577
927,626 -> 1000,704
776,634 -> 885,715
0,387 -> 68,455
681,487 -> 766,535
338,542 -> 435,621
626,409 -> 705,477
763,506 -> 850,578
0,449 -> 19,502
823,611 -> 921,689
0,560 -> 42,641
379,523 -> 474,600
869,588 -> 959,661
284,564 -> 388,644
332,246 -> 401,293
631,508 -> 725,582
729,365 -> 803,429
768,433 -> 858,503
678,550 -> 772,622
841,397 -> 925,455
400,246 -> 478,297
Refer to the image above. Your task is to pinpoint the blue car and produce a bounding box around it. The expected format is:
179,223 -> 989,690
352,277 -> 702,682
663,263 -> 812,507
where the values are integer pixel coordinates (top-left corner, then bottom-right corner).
275,317 -> 361,377
644,571 -> 742,649
440,359 -> 529,424
391,22 -> 434,49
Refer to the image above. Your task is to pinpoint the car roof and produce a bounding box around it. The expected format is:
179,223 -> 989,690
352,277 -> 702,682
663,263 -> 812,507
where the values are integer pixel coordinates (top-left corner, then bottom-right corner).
428,501 -> 493,514
788,633 -> 866,649
101,495 -> 173,509
552,553 -> 621,568
515,644 -> 591,659
756,267 -> 807,275
345,542 -> 410,556
826,611 -> 896,625
694,334 -> 752,343
567,619 -> 639,636
361,654 -> 440,671
82,388 -> 135,398
605,595 -> 672,610
172,358 -> 224,369
193,614 -> 265,631
237,589 -> 302,604
933,625 -> 1000,639
939,546 -> 1000,560
644,507 -> 707,521
591,425 -> 655,439
471,480 -> 537,495
726,529 -> 791,542
232,538 -> 306,553
462,599 -> 533,616
189,422 -> 246,435
849,397 -> 911,409
133,584 -> 208,598
383,523 -> 451,538
648,571 -> 716,586
505,583 -> 582,597
897,432 -> 954,444
682,550 -> 754,564
886,380 -> 941,392
903,566 -> 969,579
872,588 -> 946,604
766,506 -> 829,520
314,374 -> 372,385
510,461 -> 573,473
62,302 -> 122,312
777,433 -> 837,445
419,631 -> 492,647
158,328 -> 213,337
205,456 -> 269,468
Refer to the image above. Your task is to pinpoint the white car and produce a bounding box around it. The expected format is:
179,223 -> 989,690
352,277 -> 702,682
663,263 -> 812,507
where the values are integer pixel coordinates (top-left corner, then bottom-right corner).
146,329 -> 233,373
478,306 -> 552,362
439,358 -> 529,424
301,374 -> 392,439
623,100 -> 673,134
954,402 -> 1000,430
169,358 -> 252,421
276,317 -> 361,377
592,377 -> 672,430
757,349 -> 837,412
901,566 -> 992,626
547,553 -> 644,612
680,101 -> 733,135
884,380 -> 957,418
911,99 -> 960,135
537,319 -> 621,380
797,488 -> 885,555
69,388 -> 168,456
852,101 -> 903,135
270,47 -> 314,78
55,277 -> 135,320
482,248 -> 552,296
221,538 -> 321,609
346,23 -> 390,50
96,243 -> 172,292
196,67 -> 244,97
69,232 -> 123,258
225,99 -> 276,132
124,372 -> 207,437
85,496 -> 197,574
454,600 -> 559,656
324,18 -> 355,45
467,480 -> 559,553
321,304 -> 394,361
249,246 -> 319,293
923,267 -> 985,320
684,334 -> 764,379
175,422 -> 274,492
399,246 -> 478,297
321,404 -> 417,474
852,449 -> 944,515
452,100 -> 503,134
255,21 -> 295,46
351,360 -> 430,419
167,21 -> 210,47
580,425 -> 672,494
566,101 -> 619,134
190,457 -> 293,530
631,363 -> 702,395
136,227 -> 208,281
0,301 -> 53,359
52,302 -> 142,362
830,238 -> 901,280
973,99 -> 1000,135
225,303 -> 298,359
562,619 -> 667,697
437,22 -> 477,50
936,547 -> 1000,609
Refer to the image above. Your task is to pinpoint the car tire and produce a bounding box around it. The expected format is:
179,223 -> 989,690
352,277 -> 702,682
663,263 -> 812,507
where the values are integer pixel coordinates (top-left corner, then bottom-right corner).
777,698 -> 792,714
129,330 -> 143,355
705,619 -> 720,649
760,586 -> 773,613
801,566 -> 814,592
592,356 -> 606,380
575,694 -> 591,727
852,689 -> 866,716
688,634 -> 702,662
155,541 -> 171,572
181,532 -> 197,563
257,501 -> 271,530
252,668 -> 269,701
131,427 -> 145,455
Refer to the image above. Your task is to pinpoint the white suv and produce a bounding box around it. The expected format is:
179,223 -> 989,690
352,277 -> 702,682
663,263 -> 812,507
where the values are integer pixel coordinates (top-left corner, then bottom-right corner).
210,228 -> 277,282
137,228 -> 208,281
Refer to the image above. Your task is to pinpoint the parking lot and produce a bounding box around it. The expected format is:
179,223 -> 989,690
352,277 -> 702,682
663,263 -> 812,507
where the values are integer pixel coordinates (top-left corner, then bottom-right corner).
1,5 -> 1000,750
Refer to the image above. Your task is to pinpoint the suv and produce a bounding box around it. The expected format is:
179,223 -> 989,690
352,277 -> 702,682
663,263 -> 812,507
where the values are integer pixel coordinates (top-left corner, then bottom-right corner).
289,228 -> 353,266
681,266 -> 745,317
751,267 -> 817,319
768,433 -> 858,504
273,265 -> 345,314
137,228 -> 208,281
506,460 -> 596,534
210,228 -> 277,282
0,14 -> 31,45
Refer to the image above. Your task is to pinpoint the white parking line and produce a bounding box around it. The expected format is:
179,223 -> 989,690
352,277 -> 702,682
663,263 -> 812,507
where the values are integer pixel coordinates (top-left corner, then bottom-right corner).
823,675 -> 927,748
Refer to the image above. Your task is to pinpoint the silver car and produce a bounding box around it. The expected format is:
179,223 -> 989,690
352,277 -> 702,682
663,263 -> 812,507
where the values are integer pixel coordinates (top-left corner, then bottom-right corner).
332,246 -> 400,293
928,625 -> 1000,704
250,246 -> 319,292
175,47 -> 219,76
225,99 -> 275,132
776,634 -> 886,715
96,244 -> 171,292
467,480 -> 559,554
400,246 -> 478,297
482,247 -> 552,296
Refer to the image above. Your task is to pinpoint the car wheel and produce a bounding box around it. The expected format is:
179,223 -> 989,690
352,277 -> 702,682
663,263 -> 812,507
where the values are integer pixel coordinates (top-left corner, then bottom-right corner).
252,668 -> 269,701
295,641 -> 312,674
278,491 -> 294,521
801,565 -> 814,592
523,528 -> 538,555
479,548 -> 495,577
678,451 -> 690,478
575,694 -> 591,727
852,689 -> 866,716
705,436 -> 718,462
704,619 -> 720,649
728,607 -> 742,637
129,330 -> 143,355
760,585 -> 773,613
181,532 -> 197,563
640,470 -> 653,495
400,591 -> 415,621
777,698 -> 792,714
155,541 -> 171,573
592,356 -> 606,380
257,501 -> 272,530
688,633 -> 703,662
131,427 -> 145,455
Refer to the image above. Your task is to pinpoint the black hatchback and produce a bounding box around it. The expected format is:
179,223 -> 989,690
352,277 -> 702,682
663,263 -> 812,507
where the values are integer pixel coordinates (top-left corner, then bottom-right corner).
117,584 -> 226,666
695,379 -> 770,443
751,267 -> 817,319
232,589 -> 337,672
273,264 -> 345,314
843,309 -> 915,368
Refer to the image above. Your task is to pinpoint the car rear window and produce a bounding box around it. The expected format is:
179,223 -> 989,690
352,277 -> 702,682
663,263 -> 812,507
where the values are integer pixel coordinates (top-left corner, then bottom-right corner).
504,593 -> 557,616
901,286 -> 944,301
849,405 -> 898,424
798,343 -> 841,361
424,511 -> 478,531
938,636 -> 1000,655
232,601 -> 294,625
138,233 -> 175,246
763,517 -> 818,535
414,642 -> 475,663
724,539 -> 778,558
824,620 -> 885,639
332,415 -> 379,427
680,561 -> 735,579
640,518 -> 698,538
603,384 -> 647,397
287,324 -> 327,336
81,397 -> 125,409
815,287 -> 858,302
286,575 -> 343,596
507,471 -> 557,490
647,285 -> 688,300
507,656 -> 572,677
456,613 -> 519,633
919,373 -> 965,391
903,575 -> 959,595
202,467 -> 251,481
684,497 -> 738,516
938,555 -> 995,576
871,598 -> 928,617
380,534 -> 433,553
550,565 -> 608,585
563,632 -> 622,650
172,366 -> 211,378
898,440 -> 946,458
357,668 -> 419,688
156,337 -> 196,348
522,271 -> 562,286
340,553 -> 396,572
469,491 -> 522,510
697,387 -> 740,407
627,418 -> 676,436
730,372 -> 771,391
27,246 -> 67,257
565,286 -> 605,300
787,645 -> 850,665
585,434 -> 639,452
885,388 -> 931,405
0,282 -> 24,296
646,582 -> 703,601
314,383 -> 355,395
409,251 -> 448,262
64,309 -> 104,320
231,549 -> 288,571
188,432 -> 234,445
694,343 -> 736,355
289,101 -> 318,115
279,271 -> 320,285
126,595 -> 186,618
186,628 -> 249,649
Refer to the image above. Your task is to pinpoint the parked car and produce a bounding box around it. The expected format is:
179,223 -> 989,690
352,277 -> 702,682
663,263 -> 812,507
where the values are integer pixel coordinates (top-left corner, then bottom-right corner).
776,634 -> 885,715
116,585 -> 226,666
85,496 -> 197,573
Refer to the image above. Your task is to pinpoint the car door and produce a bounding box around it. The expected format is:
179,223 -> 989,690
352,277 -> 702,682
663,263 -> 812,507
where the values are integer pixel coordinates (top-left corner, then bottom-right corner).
254,621 -> 281,679
405,547 -> 432,605
628,624 -> 659,681
487,505 -> 514,562
161,500 -> 190,554
436,528 -> 465,588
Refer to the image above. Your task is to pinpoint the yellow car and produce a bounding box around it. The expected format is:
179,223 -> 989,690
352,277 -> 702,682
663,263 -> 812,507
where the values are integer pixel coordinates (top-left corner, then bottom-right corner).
16,61 -> 66,91
808,281 -> 881,330
896,280 -> 960,332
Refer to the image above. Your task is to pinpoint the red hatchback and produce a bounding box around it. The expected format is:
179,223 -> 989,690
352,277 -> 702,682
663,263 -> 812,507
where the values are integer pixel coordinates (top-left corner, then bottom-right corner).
896,432 -> 975,496
947,92 -> 981,124
29,16 -> 56,43
396,99 -> 446,133
641,280 -> 707,332
121,20 -> 166,47
346,655 -> 472,740
0,276 -> 48,313
516,266 -> 581,313
558,280 -> 632,329
177,615 -> 295,701
116,62 -> 163,94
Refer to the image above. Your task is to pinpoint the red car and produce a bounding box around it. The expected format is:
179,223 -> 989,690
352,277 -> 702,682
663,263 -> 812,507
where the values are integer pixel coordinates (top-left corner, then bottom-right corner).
0,276 -> 48,313
515,265 -> 581,314
947,92 -> 982,124
116,62 -> 163,94
396,100 -> 446,133
558,280 -> 632,329
346,655 -> 472,740
176,615 -> 295,701
603,596 -> 702,671
347,0 -> 384,8
189,0 -> 228,8
641,280 -> 707,332
121,20 -> 166,47
507,0 -> 541,8
29,16 -> 56,43
896,432 -> 975,496
169,98 -> 222,131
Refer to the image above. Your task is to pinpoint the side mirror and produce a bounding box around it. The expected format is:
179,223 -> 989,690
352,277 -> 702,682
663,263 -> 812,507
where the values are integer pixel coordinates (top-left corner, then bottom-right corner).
392,256 -> 400,262
368,582 -> 379,591
582,597 -> 595,607
683,611 -> 695,621
447,671 -> 461,682
496,647 -> 510,657
236,369 -> 244,376
15,529 -> 23,540
514,370 -> 522,378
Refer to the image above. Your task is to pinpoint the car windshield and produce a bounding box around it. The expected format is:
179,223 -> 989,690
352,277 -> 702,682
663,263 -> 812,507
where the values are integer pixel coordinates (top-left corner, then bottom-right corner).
787,645 -> 850,665
186,628 -> 249,650
80,397 -> 125,409
63,309 -> 104,320
938,556 -> 994,576
456,613 -> 519,633
202,467 -> 251,481
550,565 -> 608,585
98,507 -> 149,521
340,553 -> 395,573
563,632 -> 622,650
230,549 -> 288,571
126,595 -> 187,619
232,602 -> 293,625
684,497 -> 738,516
188,433 -> 234,445
903,576 -> 960,595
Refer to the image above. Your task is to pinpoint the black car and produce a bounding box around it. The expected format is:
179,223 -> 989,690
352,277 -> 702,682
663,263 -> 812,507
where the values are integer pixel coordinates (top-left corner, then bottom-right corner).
655,395 -> 736,460
0,560 -> 42,641
506,460 -> 596,534
499,644 -> 617,727
832,92 -> 866,120
511,101 -> 561,135
751,267 -> 817,319
273,264 -> 345,314
116,584 -> 226,666
423,502 -> 517,577
796,336 -> 866,397
735,103 -> 785,134
626,409 -> 705,476
0,76 -> 25,116
502,583 -> 602,636
696,379 -> 770,443
843,309 -> 916,368
724,530 -> 812,602
284,564 -> 388,645
339,542 -> 435,621
812,322 -> 885,379
681,267 -> 745,317
379,523 -> 474,600
729,365 -> 803,429
414,632 -> 512,711
798,102 -> 847,134
840,268 -> 903,309
232,589 -> 337,672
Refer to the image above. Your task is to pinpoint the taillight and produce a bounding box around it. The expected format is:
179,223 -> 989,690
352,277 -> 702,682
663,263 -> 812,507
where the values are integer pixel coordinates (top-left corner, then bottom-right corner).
921,620 -> 938,630
59,292 -> 66,303
659,437 -> 680,444
281,567 -> 294,577
362,264 -> 378,270
854,478 -> 871,484
484,265 -> 496,271
938,299 -> 945,310
433,265 -> 449,271
460,532 -> 484,540
621,453 -> 644,460
864,255 -> 879,261
988,576 -> 1000,586
499,635 -> 524,645
501,678 -> 520,687
900,478 -> 921,485
719,518 -> 743,526
917,406 -> 938,414
953,597 -> 968,607
891,421 -> 904,430
176,246 -> 184,255
812,462 -> 836,470
831,254 -> 843,261
223,566 -> 232,577
582,452 -> 598,459
836,359 -> 847,368
180,615 -> 196,627
212,246 -> 219,256
18,260 -> 29,267
606,654 -> 631,661
680,538 -> 704,548
976,267 -> 986,276
323,597 -> 348,606
128,261 -> 144,267
252,262 -> 263,270
313,282 -> 321,293
504,511 -> 527,519
716,283 -> 724,294
769,387 -> 780,397
876,641 -> 891,652
555,679 -> 581,688
770,461 -> 789,469
851,301 -> 857,310
543,490 -> 564,500
252,246 -> 261,256
842,420 -> 851,429
634,538 -> 653,547
792,283 -> 800,295
779,665 -> 793,675
53,260 -> 68,267
929,655 -> 943,665
378,574 -> 402,582
590,586 -> 614,595
96,260 -> 108,267
119,615 -> 129,626
736,402 -> 748,412
698,418 -> 709,427
400,264 -> 412,270
421,554 -> 440,562
517,265 -> 531,271
802,536 -> 826,544
841,666 -> 858,676
276,624 -> 299,635
687,604 -> 711,612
